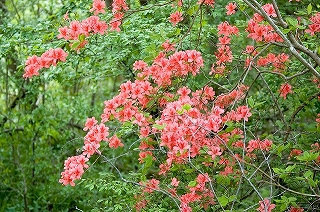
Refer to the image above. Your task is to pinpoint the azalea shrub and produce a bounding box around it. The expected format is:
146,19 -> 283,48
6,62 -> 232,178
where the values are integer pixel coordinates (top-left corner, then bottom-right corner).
23,0 -> 320,211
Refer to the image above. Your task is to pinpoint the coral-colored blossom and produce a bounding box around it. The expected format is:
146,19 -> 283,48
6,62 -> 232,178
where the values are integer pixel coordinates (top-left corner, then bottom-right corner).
247,138 -> 273,153
59,155 -> 89,186
305,13 -> 320,36
109,135 -> 124,148
133,60 -> 148,71
140,178 -> 160,193
23,48 -> 68,79
257,199 -> 276,212
279,83 -> 293,99
171,177 -> 180,187
83,117 -> 98,131
262,4 -> 277,17
197,0 -> 215,8
289,206 -> 304,212
162,40 -> 176,52
90,0 -> 106,15
289,149 -> 303,159
169,11 -> 183,26
226,3 -> 237,15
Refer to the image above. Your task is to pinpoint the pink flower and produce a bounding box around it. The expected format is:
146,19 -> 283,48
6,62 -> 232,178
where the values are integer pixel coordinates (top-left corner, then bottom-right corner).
197,0 -> 215,8
279,83 -> 293,99
218,21 -> 239,36
162,40 -> 176,52
83,117 -> 98,131
289,149 -> 303,159
133,60 -> 148,71
109,135 -> 124,148
141,179 -> 160,193
289,206 -> 304,212
138,151 -> 154,163
63,12 -> 69,20
305,13 -> 320,36
90,0 -> 106,15
23,48 -> 68,79
226,3 -> 237,15
169,11 -> 183,26
171,177 -> 180,187
257,199 -> 276,212
208,146 -> 222,160
236,105 -> 252,121
262,4 -> 277,17
112,0 -> 129,13
59,155 -> 89,186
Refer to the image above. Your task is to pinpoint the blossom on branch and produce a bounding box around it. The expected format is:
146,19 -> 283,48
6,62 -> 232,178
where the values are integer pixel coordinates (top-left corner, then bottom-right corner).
169,11 -> 183,26
279,83 -> 293,99
226,3 -> 237,15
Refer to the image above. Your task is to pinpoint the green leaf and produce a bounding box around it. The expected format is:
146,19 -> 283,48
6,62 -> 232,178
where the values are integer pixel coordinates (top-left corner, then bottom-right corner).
216,175 -> 230,185
186,5 -> 199,16
288,197 -> 297,202
294,10 -> 307,16
273,168 -> 282,174
188,180 -> 197,187
304,170 -> 313,179
170,164 -> 179,172
285,17 -> 298,27
296,151 -> 319,162
176,109 -> 184,115
78,34 -> 85,42
307,4 -> 312,15
153,123 -> 166,130
254,101 -> 266,108
144,154 -> 153,168
184,168 -> 194,174
248,97 -> 254,108
71,41 -> 80,49
217,195 -> 229,207
182,103 -> 192,111
285,164 -> 296,172
317,47 -> 320,56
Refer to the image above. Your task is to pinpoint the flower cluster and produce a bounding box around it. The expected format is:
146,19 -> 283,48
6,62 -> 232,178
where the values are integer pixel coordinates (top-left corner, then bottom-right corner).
257,198 -> 276,212
210,21 -> 238,75
279,83 -> 293,99
246,4 -> 283,43
23,48 -> 68,78
155,85 -> 252,175
179,173 -> 215,212
246,138 -> 273,154
305,12 -> 320,36
139,178 -> 160,193
59,115 -> 125,186
197,0 -> 215,8
262,4 -> 277,18
226,3 -> 237,16
110,0 -> 129,32
169,11 -> 183,26
24,0 -> 130,79
90,0 -> 106,15
59,155 -> 89,186
57,16 -> 108,41
256,53 -> 290,72
136,50 -> 204,86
